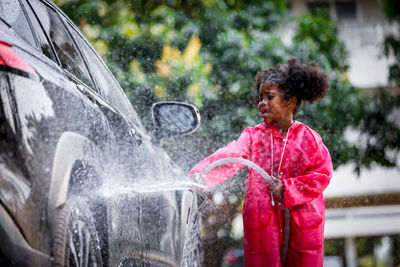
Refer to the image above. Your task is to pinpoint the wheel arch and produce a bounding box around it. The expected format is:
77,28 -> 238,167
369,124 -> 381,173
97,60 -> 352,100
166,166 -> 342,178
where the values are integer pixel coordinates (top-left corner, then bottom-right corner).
47,131 -> 103,226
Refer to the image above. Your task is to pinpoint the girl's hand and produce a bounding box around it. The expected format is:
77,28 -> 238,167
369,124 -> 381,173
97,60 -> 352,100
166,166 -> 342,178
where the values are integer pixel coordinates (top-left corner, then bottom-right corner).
190,173 -> 207,192
192,172 -> 206,185
269,176 -> 284,203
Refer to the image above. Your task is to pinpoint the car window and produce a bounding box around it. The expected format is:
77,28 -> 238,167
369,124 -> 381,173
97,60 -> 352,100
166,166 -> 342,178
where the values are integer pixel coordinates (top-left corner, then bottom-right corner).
68,26 -> 142,126
21,0 -> 57,62
28,0 -> 94,88
0,0 -> 36,46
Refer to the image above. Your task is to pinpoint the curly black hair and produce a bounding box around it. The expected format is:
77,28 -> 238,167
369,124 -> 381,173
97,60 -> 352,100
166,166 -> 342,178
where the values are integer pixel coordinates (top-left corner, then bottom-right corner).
253,58 -> 329,114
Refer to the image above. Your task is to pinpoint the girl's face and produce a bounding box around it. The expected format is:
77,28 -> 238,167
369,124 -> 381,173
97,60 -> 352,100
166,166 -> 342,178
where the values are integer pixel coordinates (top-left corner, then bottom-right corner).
258,83 -> 295,127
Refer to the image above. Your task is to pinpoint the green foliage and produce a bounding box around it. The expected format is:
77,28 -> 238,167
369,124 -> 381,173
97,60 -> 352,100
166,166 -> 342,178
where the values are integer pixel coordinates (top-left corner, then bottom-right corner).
293,10 -> 348,72
324,238 -> 344,256
382,0 -> 400,86
383,33 -> 400,85
356,236 -> 388,267
382,0 -> 400,21
325,235 -> 400,266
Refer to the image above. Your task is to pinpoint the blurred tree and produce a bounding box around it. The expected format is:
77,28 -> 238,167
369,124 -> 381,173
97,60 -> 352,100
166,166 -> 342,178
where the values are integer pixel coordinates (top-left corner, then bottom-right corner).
382,0 -> 400,86
324,238 -> 345,260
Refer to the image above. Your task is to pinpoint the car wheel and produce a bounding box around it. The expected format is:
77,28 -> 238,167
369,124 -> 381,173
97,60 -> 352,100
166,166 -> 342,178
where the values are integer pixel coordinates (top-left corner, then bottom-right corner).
52,197 -> 103,267
181,205 -> 203,267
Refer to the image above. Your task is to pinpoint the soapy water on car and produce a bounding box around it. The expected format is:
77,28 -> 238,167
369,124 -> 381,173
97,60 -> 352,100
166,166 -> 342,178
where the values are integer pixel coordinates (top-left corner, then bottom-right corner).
94,157 -> 288,266
93,156 -> 206,266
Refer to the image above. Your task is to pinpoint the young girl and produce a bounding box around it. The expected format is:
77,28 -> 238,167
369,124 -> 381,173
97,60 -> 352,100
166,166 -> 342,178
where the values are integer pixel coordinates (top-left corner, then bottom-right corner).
190,58 -> 333,267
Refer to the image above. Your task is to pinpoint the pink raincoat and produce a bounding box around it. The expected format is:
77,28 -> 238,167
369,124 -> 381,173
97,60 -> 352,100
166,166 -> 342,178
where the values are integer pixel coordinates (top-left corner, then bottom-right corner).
190,121 -> 332,266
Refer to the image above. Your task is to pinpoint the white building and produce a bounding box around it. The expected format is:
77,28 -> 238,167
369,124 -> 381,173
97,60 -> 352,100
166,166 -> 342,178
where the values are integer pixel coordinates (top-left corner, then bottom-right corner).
287,1 -> 400,266
287,0 -> 398,90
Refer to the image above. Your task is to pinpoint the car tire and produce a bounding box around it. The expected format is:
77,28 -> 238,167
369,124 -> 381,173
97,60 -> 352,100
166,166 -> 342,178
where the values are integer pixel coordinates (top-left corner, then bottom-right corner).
181,207 -> 203,267
52,197 -> 103,267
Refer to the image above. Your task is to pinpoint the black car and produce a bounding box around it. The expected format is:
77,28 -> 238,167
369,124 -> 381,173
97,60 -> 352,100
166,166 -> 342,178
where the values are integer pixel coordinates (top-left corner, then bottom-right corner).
0,0 -> 202,266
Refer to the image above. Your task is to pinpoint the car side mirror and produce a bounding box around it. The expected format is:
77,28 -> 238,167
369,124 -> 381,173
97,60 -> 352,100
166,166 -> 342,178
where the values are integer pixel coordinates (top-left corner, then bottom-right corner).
152,101 -> 201,143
